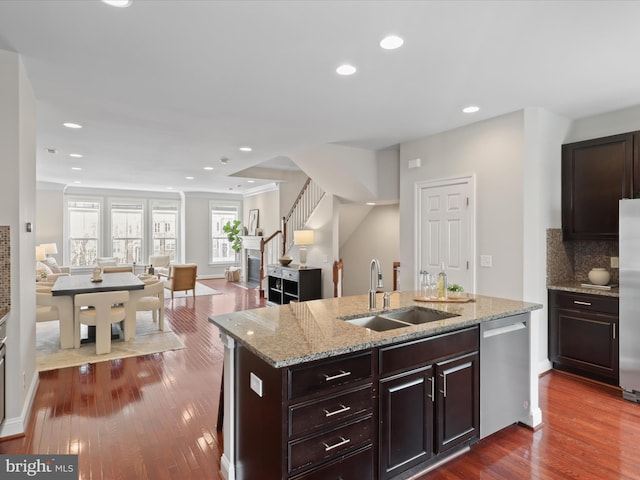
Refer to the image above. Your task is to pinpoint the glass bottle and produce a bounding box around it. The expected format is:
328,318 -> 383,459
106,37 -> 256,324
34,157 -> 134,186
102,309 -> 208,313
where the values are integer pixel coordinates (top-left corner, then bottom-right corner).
437,261 -> 448,299
420,270 -> 429,298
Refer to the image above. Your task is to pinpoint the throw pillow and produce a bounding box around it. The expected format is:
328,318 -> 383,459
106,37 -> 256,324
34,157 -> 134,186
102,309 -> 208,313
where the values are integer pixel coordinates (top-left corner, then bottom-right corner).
36,261 -> 53,279
41,256 -> 61,273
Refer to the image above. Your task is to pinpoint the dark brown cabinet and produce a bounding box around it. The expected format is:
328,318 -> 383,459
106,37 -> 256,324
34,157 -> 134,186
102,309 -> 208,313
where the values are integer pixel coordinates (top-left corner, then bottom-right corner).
268,265 -> 322,305
548,290 -> 619,385
236,345 -> 375,480
378,327 -> 479,479
561,132 -> 639,240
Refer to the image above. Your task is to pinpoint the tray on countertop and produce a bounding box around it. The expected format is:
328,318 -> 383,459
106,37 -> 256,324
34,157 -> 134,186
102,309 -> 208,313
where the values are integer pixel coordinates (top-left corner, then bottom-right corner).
414,296 -> 476,303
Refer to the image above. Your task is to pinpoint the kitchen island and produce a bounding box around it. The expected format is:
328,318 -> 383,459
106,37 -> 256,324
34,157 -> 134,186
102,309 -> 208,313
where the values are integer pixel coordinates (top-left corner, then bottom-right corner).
210,291 -> 542,480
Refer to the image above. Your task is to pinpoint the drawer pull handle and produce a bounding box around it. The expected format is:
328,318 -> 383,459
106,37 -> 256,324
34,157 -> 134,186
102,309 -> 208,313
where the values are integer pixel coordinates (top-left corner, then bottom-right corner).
323,436 -> 350,452
324,404 -> 351,417
323,370 -> 351,382
574,300 -> 592,306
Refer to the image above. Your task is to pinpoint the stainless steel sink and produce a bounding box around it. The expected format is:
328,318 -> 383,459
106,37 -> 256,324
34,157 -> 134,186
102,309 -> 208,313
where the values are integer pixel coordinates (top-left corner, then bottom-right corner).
381,307 -> 459,325
341,307 -> 459,332
344,315 -> 408,332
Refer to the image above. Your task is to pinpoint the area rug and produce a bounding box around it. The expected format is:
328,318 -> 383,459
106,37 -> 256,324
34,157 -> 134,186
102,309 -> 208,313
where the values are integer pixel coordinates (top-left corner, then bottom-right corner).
36,312 -> 185,372
165,281 -> 222,298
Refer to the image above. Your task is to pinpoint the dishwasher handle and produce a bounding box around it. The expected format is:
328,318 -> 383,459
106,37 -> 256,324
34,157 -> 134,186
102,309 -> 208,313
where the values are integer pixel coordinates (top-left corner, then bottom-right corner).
482,322 -> 526,338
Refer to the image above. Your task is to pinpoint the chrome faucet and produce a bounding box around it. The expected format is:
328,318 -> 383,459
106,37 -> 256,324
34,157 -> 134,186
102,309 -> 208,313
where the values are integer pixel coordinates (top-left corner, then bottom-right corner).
368,258 -> 383,309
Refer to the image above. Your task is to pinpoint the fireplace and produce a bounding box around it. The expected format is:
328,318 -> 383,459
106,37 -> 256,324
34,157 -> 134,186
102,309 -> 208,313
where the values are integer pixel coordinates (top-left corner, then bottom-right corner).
247,254 -> 261,284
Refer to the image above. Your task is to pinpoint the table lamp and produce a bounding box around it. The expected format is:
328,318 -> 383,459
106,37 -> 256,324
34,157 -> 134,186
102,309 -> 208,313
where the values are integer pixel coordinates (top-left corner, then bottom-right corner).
42,243 -> 58,257
294,230 -> 314,269
35,245 -> 46,262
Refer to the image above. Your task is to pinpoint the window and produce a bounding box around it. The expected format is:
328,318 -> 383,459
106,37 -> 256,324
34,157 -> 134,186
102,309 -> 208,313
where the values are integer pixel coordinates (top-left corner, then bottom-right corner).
111,202 -> 143,264
68,199 -> 100,267
151,202 -> 178,262
211,203 -> 240,263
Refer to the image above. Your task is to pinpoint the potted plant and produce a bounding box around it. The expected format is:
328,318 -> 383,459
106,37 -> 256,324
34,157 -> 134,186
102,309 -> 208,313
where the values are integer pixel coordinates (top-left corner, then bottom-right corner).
223,220 -> 243,253
447,283 -> 464,298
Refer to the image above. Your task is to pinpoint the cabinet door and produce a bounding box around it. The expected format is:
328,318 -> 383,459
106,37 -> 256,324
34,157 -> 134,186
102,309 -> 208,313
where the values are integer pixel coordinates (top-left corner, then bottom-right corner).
435,352 -> 479,454
562,133 -> 634,240
379,366 -> 434,480
555,309 -> 619,384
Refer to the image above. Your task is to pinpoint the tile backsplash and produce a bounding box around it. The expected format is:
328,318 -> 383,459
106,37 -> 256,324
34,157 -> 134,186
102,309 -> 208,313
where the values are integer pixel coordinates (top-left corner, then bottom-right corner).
547,228 -> 618,285
0,226 -> 9,310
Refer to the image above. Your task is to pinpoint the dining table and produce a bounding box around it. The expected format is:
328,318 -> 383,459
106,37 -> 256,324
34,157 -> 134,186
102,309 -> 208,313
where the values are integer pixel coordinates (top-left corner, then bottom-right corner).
51,272 -> 145,344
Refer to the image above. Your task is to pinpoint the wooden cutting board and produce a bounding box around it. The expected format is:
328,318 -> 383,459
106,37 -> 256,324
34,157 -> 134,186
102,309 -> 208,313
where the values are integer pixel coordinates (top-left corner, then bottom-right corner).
413,296 -> 476,303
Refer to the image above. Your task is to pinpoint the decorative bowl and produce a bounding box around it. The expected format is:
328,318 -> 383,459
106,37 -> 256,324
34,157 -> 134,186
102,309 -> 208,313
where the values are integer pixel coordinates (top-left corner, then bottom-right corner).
588,267 -> 610,286
279,256 -> 293,266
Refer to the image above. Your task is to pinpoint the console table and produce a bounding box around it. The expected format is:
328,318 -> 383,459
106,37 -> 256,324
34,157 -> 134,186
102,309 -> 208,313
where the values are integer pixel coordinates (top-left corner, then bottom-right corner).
267,265 -> 321,304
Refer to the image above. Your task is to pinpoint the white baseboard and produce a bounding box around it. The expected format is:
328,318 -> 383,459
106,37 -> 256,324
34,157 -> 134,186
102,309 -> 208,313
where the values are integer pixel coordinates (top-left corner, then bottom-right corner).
0,372 -> 39,439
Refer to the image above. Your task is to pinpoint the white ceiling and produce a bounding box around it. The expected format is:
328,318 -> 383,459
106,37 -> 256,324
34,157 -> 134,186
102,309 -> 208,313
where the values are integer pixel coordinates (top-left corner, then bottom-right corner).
1,0 -> 640,194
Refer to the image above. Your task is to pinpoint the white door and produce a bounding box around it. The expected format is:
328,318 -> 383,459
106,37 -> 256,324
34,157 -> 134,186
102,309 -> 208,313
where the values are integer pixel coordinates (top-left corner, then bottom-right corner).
416,177 -> 474,292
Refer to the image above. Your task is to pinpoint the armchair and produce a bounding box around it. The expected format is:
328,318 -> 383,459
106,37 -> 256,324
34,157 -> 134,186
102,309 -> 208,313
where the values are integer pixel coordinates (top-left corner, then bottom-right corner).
149,255 -> 171,277
163,264 -> 198,300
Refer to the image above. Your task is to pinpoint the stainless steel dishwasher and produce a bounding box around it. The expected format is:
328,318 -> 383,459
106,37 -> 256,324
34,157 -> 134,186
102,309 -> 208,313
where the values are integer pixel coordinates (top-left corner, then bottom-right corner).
480,313 -> 530,439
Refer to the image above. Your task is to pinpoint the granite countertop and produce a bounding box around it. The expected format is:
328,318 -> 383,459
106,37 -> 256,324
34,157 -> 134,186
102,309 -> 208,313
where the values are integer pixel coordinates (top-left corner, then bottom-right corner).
547,281 -> 619,298
209,291 -> 542,368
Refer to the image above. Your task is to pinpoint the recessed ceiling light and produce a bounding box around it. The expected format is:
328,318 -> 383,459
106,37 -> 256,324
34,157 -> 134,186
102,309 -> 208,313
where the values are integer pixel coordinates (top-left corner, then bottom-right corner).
248,180 -> 255,184
186,176 -> 194,180
380,35 -> 404,50
336,64 -> 357,76
462,106 -> 480,113
166,187 -> 173,190
73,181 -> 81,184
239,146 -> 252,152
63,122 -> 82,129
69,153 -> 83,158
46,148 -> 57,154
366,202 -> 376,206
203,166 -> 214,171
102,0 -> 132,7
220,157 -> 229,165
71,167 -> 82,171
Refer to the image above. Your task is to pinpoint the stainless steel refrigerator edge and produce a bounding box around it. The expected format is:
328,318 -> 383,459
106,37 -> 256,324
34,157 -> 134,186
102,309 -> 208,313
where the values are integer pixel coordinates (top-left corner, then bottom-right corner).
619,199 -> 640,401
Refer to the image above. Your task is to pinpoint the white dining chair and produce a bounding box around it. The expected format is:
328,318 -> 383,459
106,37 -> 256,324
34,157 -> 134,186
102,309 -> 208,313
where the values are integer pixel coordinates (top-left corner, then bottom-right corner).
36,290 -> 74,349
74,291 -> 129,354
132,279 -> 164,331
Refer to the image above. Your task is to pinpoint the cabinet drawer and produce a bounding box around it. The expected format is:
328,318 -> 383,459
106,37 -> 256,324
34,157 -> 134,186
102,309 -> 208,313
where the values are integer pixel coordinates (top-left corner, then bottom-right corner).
290,445 -> 373,480
288,415 -> 373,474
289,384 -> 373,437
267,266 -> 282,277
282,268 -> 299,281
380,326 -> 479,377
288,352 -> 372,400
550,290 -> 618,315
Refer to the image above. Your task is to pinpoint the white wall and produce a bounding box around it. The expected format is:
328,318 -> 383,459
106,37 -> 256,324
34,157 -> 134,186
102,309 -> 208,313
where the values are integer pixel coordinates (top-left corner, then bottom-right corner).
0,49 -> 38,438
399,111 -> 526,298
34,183 -> 64,250
565,104 -> 640,143
340,204 -> 400,297
184,192 -> 243,278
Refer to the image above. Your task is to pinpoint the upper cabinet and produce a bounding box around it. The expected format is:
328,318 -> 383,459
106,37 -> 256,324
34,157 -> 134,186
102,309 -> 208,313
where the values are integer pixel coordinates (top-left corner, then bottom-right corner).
562,132 -> 639,240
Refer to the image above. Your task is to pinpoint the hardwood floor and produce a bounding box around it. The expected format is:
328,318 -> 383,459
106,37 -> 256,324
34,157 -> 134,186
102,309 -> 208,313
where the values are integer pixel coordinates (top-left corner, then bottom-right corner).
2,280 -> 640,479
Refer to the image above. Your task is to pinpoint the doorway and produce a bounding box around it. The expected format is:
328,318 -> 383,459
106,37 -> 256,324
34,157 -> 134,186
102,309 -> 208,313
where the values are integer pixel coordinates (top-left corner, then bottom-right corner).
415,176 -> 475,292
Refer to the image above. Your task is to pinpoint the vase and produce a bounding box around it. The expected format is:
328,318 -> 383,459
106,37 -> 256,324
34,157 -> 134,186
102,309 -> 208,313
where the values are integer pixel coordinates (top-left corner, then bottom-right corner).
588,268 -> 610,286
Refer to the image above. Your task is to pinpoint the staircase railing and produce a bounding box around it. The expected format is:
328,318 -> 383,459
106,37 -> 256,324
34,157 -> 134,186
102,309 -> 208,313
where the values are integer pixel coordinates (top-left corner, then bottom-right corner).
257,177 -> 325,297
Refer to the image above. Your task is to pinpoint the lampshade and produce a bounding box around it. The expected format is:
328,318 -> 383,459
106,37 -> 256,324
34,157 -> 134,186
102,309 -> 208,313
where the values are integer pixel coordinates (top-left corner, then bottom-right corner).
42,243 -> 58,255
35,246 -> 46,261
293,230 -> 314,245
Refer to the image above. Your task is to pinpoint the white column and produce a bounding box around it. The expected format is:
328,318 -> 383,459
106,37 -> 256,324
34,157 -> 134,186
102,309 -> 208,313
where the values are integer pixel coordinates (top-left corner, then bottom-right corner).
220,332 -> 236,480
